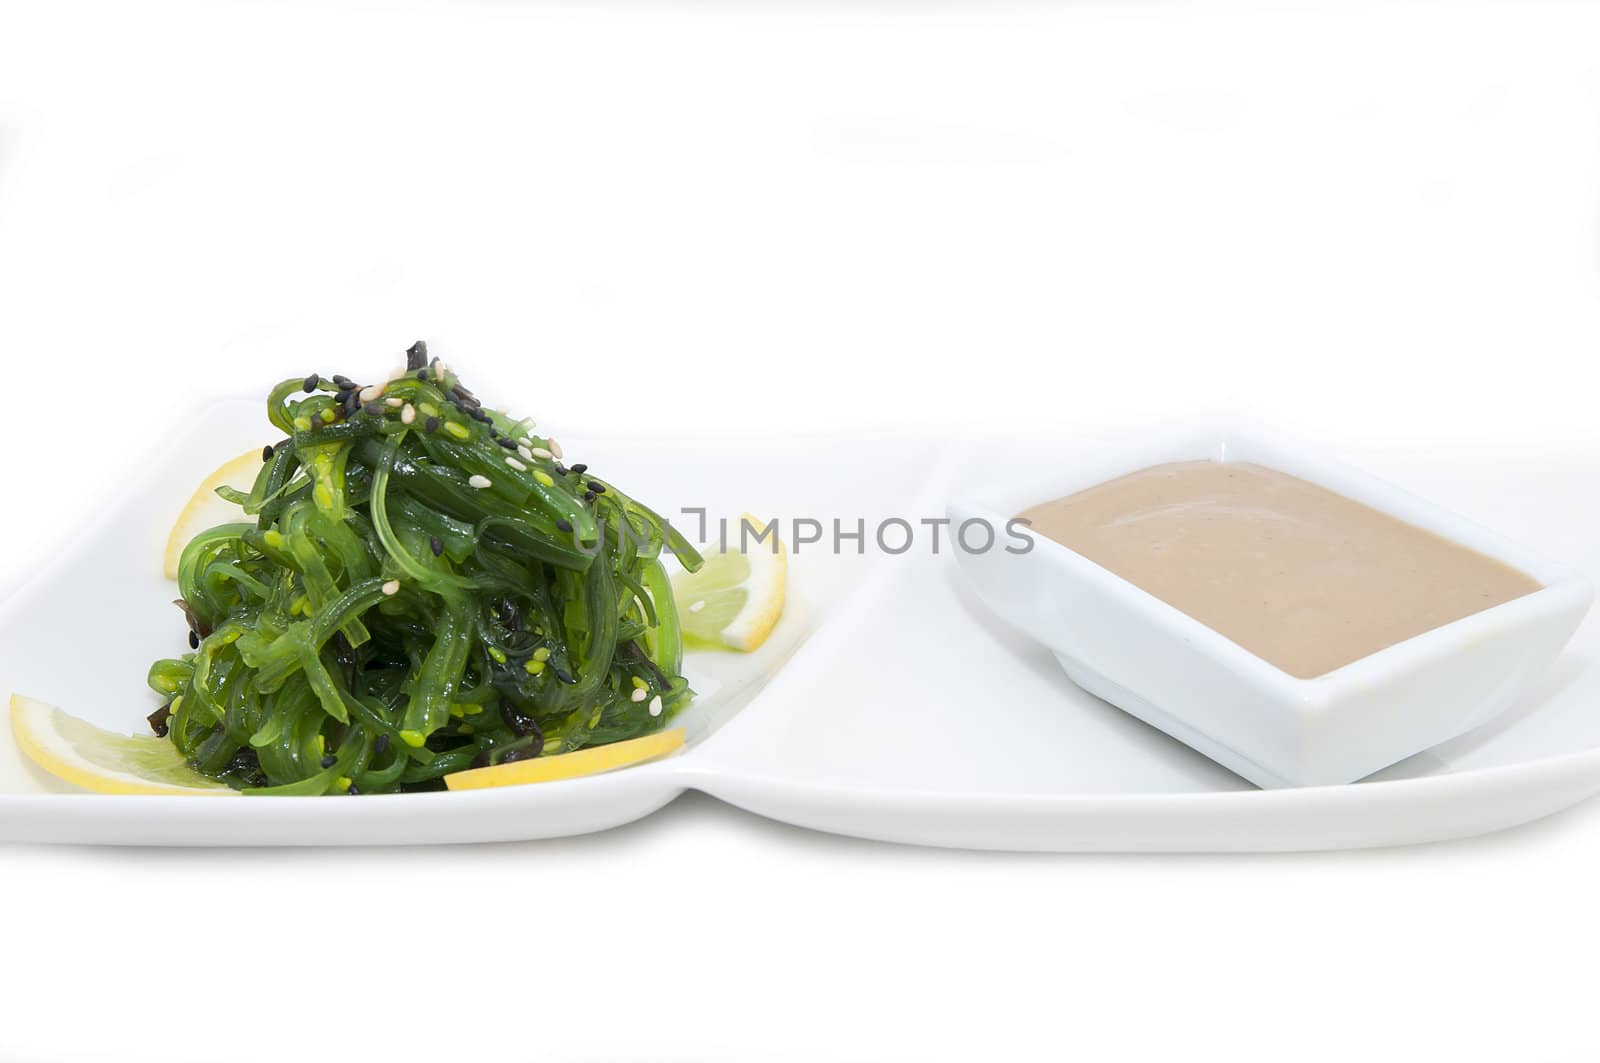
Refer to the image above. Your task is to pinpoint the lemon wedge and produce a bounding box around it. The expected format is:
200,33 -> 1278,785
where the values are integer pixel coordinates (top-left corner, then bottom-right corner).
9,694 -> 236,796
672,513 -> 787,652
163,448 -> 262,579
443,728 -> 686,791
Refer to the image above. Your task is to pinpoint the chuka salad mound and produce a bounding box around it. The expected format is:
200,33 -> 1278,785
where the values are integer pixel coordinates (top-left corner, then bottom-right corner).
147,342 -> 704,794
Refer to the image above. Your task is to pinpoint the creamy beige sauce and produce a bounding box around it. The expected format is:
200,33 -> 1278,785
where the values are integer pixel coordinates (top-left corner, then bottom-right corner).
1018,461 -> 1542,678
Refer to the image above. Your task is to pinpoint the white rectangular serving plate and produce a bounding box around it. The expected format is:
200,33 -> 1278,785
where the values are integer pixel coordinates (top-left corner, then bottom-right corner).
3,404 -> 1600,850
947,427 -> 1591,788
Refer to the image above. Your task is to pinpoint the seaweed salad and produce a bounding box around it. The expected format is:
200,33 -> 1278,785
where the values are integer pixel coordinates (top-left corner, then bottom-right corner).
147,342 -> 703,794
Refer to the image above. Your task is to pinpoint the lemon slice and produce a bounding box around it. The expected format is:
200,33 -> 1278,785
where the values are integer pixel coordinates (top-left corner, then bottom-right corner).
672,513 -> 787,652
163,448 -> 262,579
9,694 -> 236,796
443,728 -> 686,791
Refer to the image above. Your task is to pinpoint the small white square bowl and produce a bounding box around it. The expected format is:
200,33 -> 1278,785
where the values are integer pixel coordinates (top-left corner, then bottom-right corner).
948,427 -> 1593,788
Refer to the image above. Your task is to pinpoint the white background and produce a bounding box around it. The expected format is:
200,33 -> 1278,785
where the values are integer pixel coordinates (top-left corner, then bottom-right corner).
2,0 -> 1600,1060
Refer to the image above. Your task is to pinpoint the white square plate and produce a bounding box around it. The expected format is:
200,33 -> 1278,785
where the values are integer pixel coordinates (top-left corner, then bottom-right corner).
3,407 -> 1600,850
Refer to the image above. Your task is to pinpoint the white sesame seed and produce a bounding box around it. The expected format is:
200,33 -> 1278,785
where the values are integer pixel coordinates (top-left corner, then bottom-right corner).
385,396 -> 404,408
516,437 -> 533,449
529,447 -> 553,461
381,579 -> 400,596
358,384 -> 385,403
504,456 -> 527,472
517,445 -> 534,461
469,474 -> 492,489
548,438 -> 564,459
388,366 -> 406,381
648,695 -> 663,717
630,687 -> 648,703
400,403 -> 416,425
688,600 -> 706,613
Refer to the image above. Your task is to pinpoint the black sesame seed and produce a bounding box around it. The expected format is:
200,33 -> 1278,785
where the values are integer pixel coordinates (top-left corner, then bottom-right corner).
587,481 -> 606,493
188,630 -> 200,650
346,783 -> 361,795
175,599 -> 211,639
424,416 -> 440,434
373,734 -> 391,755
555,518 -> 573,534
405,340 -> 428,371
570,463 -> 588,475
553,464 -> 568,476
363,402 -> 384,416
262,444 -> 274,462
553,666 -> 577,685
147,704 -> 172,738
320,754 -> 336,769
583,491 -> 596,502
333,375 -> 354,389
416,368 -> 429,382
430,535 -> 444,557
302,373 -> 320,393
471,408 -> 491,423
496,437 -> 516,449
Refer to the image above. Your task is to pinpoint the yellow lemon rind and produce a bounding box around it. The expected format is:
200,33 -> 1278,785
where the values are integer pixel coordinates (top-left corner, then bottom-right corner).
443,728 -> 686,791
